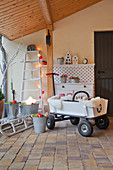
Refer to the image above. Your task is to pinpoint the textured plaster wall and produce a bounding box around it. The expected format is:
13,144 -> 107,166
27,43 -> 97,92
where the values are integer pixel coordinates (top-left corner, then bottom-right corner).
53,0 -> 113,64
1,29 -> 47,102
1,0 -> 113,102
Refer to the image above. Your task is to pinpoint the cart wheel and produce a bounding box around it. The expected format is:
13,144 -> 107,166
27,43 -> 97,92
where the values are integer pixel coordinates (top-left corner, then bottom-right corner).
78,120 -> 93,137
46,115 -> 55,130
95,115 -> 109,129
70,117 -> 80,125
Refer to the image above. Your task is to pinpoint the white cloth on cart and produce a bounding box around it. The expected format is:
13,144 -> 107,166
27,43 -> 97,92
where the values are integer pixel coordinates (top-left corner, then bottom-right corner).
79,97 -> 101,108
47,95 -> 72,110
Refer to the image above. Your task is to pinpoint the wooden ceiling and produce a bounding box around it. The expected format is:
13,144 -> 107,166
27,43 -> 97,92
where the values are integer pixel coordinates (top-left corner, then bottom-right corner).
0,0 -> 102,40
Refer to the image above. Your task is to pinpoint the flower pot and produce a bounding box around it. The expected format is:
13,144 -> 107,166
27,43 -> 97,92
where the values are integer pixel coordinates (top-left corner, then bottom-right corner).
33,116 -> 47,134
61,77 -> 67,83
5,103 -> 19,119
57,58 -> 64,65
0,100 -> 4,119
70,79 -> 79,83
20,103 -> 39,116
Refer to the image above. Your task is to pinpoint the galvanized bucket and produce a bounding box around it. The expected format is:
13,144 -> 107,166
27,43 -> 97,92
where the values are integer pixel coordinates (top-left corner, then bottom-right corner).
33,116 -> 47,134
61,77 -> 67,83
20,103 -> 39,116
70,79 -> 79,83
5,103 -> 19,119
57,58 -> 64,65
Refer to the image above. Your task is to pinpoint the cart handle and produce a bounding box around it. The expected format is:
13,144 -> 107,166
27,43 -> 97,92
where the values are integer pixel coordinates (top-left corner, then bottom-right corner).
72,91 -> 90,101
46,73 -> 59,76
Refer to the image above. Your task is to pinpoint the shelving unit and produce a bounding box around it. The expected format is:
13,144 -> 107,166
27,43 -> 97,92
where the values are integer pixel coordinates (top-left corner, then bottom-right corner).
53,64 -> 95,97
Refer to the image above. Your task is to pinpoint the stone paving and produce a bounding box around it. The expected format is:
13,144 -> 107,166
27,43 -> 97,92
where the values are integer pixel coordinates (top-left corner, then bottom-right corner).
0,117 -> 113,170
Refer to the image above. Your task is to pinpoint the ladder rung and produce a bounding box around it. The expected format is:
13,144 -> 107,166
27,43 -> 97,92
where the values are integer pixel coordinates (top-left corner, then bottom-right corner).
26,51 -> 40,53
22,89 -> 40,92
21,99 -> 41,103
25,60 -> 39,63
24,69 -> 39,72
23,78 -> 40,81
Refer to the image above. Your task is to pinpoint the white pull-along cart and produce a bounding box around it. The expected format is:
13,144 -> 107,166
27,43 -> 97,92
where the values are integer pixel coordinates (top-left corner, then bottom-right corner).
47,91 -> 109,137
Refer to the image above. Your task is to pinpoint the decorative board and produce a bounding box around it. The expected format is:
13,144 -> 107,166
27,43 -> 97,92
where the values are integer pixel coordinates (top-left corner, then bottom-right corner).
53,64 -> 95,83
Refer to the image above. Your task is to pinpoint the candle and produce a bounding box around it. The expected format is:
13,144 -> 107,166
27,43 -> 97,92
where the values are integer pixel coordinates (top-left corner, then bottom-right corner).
11,79 -> 13,90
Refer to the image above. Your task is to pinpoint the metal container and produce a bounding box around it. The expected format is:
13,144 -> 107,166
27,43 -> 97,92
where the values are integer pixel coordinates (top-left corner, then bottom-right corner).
61,77 -> 67,83
5,103 -> 19,119
70,79 -> 79,83
20,103 -> 39,116
57,58 -> 64,65
33,116 -> 47,134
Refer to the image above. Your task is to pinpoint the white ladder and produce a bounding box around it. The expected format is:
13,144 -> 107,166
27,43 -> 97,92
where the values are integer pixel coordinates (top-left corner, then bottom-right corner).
21,51 -> 44,114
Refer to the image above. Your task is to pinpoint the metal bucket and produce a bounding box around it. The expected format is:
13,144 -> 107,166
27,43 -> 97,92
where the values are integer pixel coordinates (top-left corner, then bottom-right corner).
70,79 -> 79,83
57,58 -> 64,65
33,116 -> 47,134
5,103 -> 19,119
61,77 -> 67,83
20,103 -> 39,116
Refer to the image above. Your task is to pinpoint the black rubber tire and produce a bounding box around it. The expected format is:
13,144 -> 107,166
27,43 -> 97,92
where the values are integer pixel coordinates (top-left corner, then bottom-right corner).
46,115 -> 55,130
70,117 -> 80,125
95,115 -> 109,129
78,120 -> 93,137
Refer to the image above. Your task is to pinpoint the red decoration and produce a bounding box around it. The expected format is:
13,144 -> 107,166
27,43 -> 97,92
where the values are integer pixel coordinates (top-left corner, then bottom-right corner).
39,96 -> 41,99
12,100 -> 17,104
42,91 -> 44,94
37,113 -> 42,117
40,56 -> 42,59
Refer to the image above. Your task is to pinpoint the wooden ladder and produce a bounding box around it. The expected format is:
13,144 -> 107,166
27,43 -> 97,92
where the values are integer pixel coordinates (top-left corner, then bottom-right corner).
21,51 -> 44,114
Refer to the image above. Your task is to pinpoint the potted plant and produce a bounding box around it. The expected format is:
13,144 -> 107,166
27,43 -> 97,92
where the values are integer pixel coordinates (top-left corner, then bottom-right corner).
69,76 -> 79,83
61,74 -> 67,83
0,88 -> 5,119
32,113 -> 47,134
57,57 -> 64,65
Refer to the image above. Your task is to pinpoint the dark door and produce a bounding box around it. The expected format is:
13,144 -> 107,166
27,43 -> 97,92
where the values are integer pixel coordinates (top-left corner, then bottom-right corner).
95,31 -> 113,115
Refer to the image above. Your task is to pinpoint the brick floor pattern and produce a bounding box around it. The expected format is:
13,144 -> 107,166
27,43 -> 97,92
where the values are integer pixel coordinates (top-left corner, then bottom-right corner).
0,117 -> 113,170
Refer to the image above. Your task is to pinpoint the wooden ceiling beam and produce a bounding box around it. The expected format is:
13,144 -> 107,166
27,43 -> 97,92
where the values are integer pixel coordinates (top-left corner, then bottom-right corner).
38,0 -> 52,25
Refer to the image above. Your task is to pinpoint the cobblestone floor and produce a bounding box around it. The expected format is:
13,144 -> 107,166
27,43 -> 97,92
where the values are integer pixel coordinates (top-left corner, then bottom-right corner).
0,116 -> 113,170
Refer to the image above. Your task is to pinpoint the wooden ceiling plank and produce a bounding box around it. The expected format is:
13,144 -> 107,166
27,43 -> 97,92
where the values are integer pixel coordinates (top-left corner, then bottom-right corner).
0,14 -> 43,28
0,8 -> 43,24
0,2 -> 41,19
0,19 -> 45,32
0,21 -> 45,33
50,0 -> 102,22
3,25 -> 46,40
38,0 -> 52,24
0,0 -> 28,10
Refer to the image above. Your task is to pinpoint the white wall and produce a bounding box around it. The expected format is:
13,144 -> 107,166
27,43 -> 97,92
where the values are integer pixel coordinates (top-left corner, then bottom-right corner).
53,0 -> 113,64
1,29 -> 47,103
1,0 -> 113,102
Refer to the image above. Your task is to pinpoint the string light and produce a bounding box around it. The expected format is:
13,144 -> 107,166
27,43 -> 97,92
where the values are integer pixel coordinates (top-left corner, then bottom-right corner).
41,73 -> 44,78
39,63 -> 42,67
